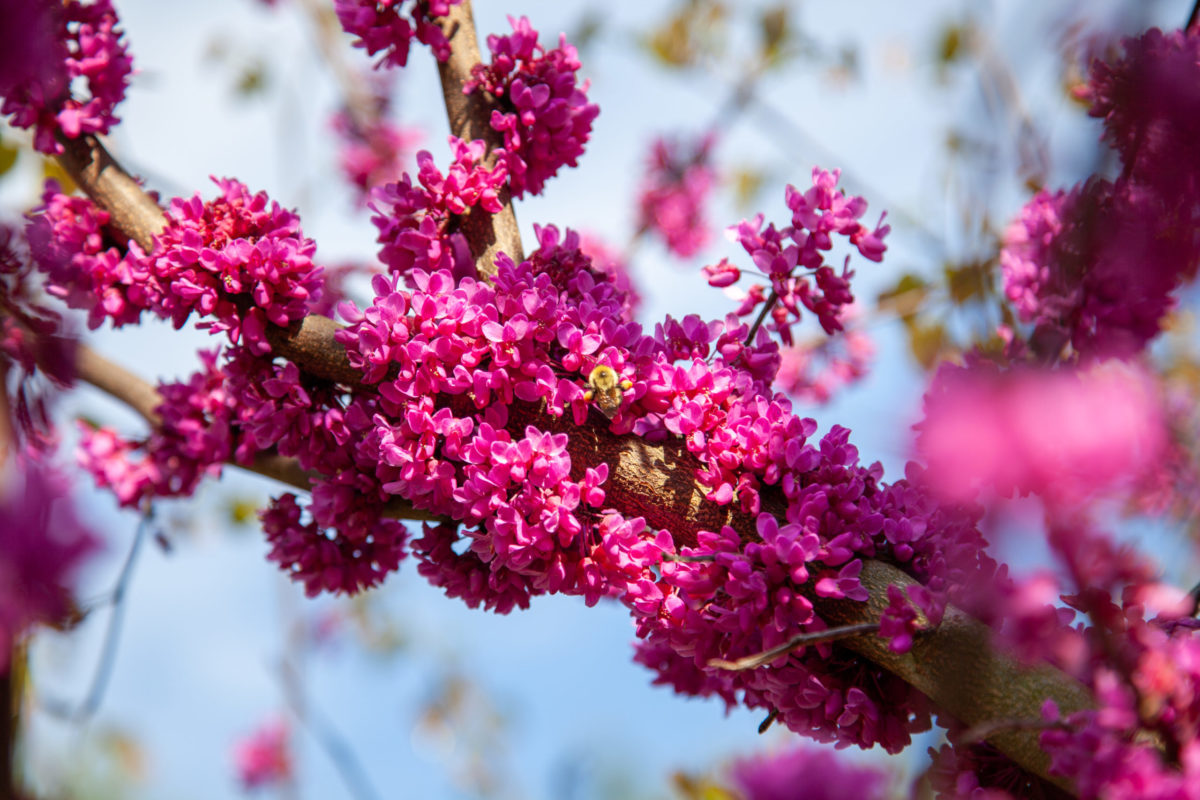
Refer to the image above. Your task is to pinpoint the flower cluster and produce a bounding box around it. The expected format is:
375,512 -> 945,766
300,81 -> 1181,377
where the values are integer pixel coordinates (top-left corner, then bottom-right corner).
334,0 -> 460,69
319,216 -> 999,751
231,717 -> 292,790
29,178 -> 324,355
465,16 -> 599,198
78,350 -> 236,508
1000,28 -> 1200,361
775,308 -> 874,405
730,745 -> 890,800
0,457 -> 99,673
0,0 -> 132,154
637,133 -> 717,258
915,360 -> 1167,506
370,137 -> 507,280
720,168 -> 890,346
1,220 -> 76,451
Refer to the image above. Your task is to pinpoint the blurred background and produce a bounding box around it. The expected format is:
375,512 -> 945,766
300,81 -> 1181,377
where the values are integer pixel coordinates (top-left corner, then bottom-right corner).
2,0 -> 1197,797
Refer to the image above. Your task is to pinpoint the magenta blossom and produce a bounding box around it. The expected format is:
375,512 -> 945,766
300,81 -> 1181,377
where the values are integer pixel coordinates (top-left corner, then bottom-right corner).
730,745 -> 890,800
0,0 -> 133,154
331,107 -> 422,205
232,717 -> 292,790
915,360 -> 1167,507
334,0 -> 460,69
637,133 -> 717,258
465,16 -> 599,198
0,458 -> 99,672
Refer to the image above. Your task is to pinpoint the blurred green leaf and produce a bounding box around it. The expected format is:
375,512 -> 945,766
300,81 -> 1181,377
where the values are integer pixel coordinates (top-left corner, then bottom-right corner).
936,23 -> 964,66
877,273 -> 929,318
671,770 -> 738,800
0,135 -> 19,178
758,4 -> 791,66
571,10 -> 604,54
235,62 -> 268,97
730,166 -> 765,211
943,259 -> 993,305
643,0 -> 727,69
903,319 -> 947,370
42,157 -> 77,194
226,496 -> 260,525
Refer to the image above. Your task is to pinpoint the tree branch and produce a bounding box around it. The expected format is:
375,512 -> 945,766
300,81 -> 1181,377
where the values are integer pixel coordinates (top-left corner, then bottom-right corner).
434,0 -> 524,275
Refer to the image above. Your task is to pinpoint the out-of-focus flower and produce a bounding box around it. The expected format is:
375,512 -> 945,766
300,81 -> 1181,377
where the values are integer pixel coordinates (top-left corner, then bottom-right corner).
232,717 -> 292,790
0,458 -> 99,672
915,360 -> 1167,506
775,306 -> 873,405
637,133 -> 716,258
0,0 -> 133,154
330,107 -> 421,205
578,232 -> 641,319
730,745 -> 890,800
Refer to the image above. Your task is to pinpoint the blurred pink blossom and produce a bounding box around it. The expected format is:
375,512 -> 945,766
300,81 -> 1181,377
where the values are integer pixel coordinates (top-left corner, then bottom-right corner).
0,458 -> 99,672
915,361 -> 1167,506
232,717 -> 292,790
731,745 -> 889,800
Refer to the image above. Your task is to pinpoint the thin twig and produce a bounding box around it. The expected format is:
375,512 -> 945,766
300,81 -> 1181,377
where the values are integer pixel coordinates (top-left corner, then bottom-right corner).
661,552 -> 716,563
1188,0 -> 1200,33
708,622 -> 880,671
39,514 -> 148,722
281,660 -> 382,800
744,289 -> 778,345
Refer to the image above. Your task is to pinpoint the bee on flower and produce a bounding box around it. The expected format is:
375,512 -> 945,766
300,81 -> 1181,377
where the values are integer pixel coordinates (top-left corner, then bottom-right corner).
583,364 -> 633,419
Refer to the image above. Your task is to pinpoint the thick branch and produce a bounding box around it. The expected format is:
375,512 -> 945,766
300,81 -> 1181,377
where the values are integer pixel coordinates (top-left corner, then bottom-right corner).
56,134 -> 164,251
434,0 -> 524,275
72,345 -> 441,522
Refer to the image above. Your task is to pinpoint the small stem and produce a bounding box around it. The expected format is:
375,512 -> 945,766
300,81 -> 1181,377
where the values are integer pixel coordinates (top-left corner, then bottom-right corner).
39,516 -> 147,722
959,717 -> 1069,746
1188,0 -> 1200,32
708,622 -> 880,671
661,552 -> 716,563
282,660 -> 382,800
744,289 -> 778,346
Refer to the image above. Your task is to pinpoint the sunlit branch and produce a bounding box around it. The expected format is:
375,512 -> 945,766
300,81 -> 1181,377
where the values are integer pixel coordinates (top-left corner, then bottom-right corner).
72,344 -> 442,522
433,0 -> 524,275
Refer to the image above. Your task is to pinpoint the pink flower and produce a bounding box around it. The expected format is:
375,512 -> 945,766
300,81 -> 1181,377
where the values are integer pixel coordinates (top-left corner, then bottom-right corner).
465,16 -> 599,198
232,717 -> 292,790
0,458 -> 99,672
915,361 -> 1168,507
0,0 -> 133,154
331,106 -> 422,205
730,746 -> 890,800
637,134 -> 716,257
334,0 -> 460,69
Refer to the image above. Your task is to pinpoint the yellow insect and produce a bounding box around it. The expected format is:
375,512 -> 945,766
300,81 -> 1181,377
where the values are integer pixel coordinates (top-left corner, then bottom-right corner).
583,364 -> 633,419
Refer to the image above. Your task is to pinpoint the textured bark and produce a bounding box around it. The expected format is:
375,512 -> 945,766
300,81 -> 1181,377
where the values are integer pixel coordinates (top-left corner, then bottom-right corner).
434,0 -> 524,276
